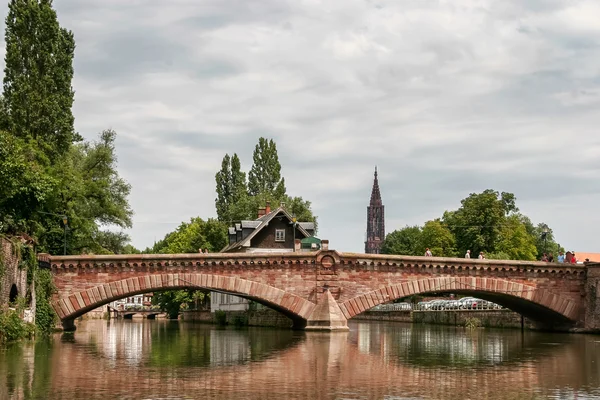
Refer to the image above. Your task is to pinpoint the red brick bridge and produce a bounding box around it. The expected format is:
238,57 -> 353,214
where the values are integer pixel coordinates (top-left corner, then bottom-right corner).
40,249 -> 600,331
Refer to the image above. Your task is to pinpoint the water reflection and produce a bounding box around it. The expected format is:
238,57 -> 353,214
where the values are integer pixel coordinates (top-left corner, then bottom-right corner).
1,319 -> 600,399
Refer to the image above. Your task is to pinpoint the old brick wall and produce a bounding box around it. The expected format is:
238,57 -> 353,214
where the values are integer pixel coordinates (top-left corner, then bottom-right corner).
0,238 -> 27,306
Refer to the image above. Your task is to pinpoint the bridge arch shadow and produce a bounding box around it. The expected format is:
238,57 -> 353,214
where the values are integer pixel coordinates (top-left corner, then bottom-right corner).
341,277 -> 580,327
54,273 -> 317,330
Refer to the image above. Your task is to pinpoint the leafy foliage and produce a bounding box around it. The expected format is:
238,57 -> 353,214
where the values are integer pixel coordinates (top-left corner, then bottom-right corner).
248,137 -> 286,197
215,153 -> 248,223
383,190 -> 560,261
0,297 -> 35,343
215,137 -> 317,229
381,225 -> 422,255
3,0 -> 79,156
146,217 -> 227,254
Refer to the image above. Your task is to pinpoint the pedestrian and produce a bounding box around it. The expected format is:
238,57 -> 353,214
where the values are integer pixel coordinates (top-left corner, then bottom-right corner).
565,251 -> 572,263
425,248 -> 432,257
478,252 -> 485,259
204,248 -> 209,254
557,251 -> 565,263
571,252 -> 577,264
541,253 -> 548,262
548,252 -> 554,263
465,250 -> 471,259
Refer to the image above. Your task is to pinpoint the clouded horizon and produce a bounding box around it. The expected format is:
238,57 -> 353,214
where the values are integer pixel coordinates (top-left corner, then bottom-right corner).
2,0 -> 599,253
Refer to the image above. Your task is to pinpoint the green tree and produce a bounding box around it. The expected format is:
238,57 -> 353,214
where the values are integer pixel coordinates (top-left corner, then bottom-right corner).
37,129 -> 133,255
215,138 -> 317,229
3,0 -> 80,157
215,153 -> 248,222
443,189 -> 518,256
0,131 -> 55,233
494,215 -> 538,261
419,220 -> 456,257
247,137 -> 286,197
152,290 -> 194,319
381,226 -> 422,255
147,217 -> 227,254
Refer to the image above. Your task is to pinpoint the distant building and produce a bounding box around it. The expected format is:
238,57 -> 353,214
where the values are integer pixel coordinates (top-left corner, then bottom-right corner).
212,202 -> 317,312
365,167 -> 385,254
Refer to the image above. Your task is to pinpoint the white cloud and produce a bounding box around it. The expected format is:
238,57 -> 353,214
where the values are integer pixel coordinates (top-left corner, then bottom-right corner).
1,0 -> 599,252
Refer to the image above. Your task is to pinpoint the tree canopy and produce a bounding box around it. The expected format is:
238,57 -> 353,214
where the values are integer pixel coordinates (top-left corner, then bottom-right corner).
215,137 -> 317,229
0,1 -> 133,255
383,190 -> 562,261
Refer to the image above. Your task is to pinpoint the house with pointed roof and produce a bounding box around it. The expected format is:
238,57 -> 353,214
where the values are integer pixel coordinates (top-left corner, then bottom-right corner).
221,202 -> 316,253
212,202 -> 318,313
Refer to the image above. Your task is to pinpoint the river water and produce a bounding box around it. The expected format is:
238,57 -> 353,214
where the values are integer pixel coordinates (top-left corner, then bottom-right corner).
1,319 -> 600,399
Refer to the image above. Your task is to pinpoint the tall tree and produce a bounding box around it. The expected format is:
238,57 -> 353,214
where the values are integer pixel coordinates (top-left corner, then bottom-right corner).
247,138 -> 286,197
215,153 -> 247,222
443,189 -> 519,256
3,0 -> 80,158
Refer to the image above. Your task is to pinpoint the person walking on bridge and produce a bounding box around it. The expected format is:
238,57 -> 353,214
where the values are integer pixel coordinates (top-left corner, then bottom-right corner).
465,250 -> 471,258
425,248 -> 432,257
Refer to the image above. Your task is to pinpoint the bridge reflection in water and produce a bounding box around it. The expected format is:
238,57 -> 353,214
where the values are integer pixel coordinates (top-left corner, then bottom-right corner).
1,320 -> 600,399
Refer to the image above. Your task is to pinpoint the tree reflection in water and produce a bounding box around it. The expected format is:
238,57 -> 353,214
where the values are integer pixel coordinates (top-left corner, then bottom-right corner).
1,319 -> 600,399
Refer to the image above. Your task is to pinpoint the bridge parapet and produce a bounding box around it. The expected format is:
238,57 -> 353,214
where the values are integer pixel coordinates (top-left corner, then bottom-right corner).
336,253 -> 586,275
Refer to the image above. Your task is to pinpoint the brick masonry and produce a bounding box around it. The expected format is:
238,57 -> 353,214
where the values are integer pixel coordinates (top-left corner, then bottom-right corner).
45,250 -> 590,329
0,238 -> 27,306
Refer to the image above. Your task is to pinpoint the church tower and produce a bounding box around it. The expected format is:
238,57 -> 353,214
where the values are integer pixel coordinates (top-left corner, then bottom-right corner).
365,167 -> 385,254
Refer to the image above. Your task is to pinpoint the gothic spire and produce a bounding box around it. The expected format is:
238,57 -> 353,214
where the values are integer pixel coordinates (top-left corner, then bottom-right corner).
370,166 -> 382,206
365,166 -> 385,254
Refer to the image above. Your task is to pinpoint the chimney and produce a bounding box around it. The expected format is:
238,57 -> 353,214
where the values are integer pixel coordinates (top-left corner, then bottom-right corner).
265,201 -> 271,214
257,207 -> 266,218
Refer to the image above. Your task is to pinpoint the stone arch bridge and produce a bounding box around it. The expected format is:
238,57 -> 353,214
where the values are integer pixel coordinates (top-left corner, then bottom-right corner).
38,250 -> 600,332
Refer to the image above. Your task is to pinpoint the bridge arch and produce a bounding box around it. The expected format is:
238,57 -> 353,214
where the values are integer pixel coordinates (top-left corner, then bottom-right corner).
53,273 -> 317,328
340,277 -> 580,323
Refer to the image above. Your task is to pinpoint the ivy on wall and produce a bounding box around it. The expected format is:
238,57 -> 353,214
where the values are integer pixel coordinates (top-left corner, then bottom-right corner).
0,237 -> 57,340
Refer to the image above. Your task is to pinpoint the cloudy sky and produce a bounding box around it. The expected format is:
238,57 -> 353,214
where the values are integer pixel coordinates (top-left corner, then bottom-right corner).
2,0 -> 600,253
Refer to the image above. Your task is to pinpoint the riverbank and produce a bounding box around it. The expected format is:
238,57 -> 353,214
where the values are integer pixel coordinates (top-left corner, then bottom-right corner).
354,309 -> 536,329
182,308 -> 535,330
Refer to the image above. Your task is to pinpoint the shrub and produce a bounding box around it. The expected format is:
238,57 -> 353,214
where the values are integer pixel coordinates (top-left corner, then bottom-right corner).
214,310 -> 227,326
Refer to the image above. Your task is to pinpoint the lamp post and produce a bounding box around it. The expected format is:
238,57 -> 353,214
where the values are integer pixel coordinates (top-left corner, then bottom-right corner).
541,224 -> 549,255
291,214 -> 297,252
62,215 -> 68,255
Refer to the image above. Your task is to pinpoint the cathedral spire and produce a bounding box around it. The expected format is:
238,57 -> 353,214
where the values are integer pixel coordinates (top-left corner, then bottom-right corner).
365,166 -> 385,254
370,167 -> 382,206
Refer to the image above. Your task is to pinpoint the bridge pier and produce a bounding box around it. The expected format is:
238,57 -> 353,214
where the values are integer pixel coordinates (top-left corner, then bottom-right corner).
584,262 -> 600,331
62,319 -> 76,332
305,290 -> 349,331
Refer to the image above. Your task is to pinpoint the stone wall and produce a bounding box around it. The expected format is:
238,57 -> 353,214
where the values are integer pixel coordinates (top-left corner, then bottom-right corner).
351,311 -> 412,323
412,310 -> 535,329
182,309 -> 293,328
353,310 -> 535,329
0,238 -> 27,307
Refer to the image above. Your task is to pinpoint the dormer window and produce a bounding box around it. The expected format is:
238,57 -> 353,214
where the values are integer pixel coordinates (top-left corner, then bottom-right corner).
275,229 -> 285,242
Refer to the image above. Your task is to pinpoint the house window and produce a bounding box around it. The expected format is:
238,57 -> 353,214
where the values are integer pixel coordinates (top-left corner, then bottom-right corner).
275,229 -> 285,242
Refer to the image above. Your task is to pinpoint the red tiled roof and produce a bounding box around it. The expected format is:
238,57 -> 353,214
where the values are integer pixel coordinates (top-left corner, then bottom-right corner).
573,252 -> 600,262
